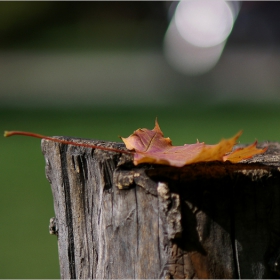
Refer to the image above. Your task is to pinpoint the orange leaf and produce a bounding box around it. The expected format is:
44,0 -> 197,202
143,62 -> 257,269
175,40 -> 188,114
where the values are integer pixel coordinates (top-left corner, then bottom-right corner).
121,119 -> 266,167
223,141 -> 267,163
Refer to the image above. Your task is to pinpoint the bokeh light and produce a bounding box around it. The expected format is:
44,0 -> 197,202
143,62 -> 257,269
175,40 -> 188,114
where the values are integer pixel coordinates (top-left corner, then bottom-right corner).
164,0 -> 240,75
175,0 -> 234,48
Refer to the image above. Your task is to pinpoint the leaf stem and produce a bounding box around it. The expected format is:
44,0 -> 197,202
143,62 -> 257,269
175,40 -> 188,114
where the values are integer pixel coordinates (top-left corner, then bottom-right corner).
4,130 -> 133,155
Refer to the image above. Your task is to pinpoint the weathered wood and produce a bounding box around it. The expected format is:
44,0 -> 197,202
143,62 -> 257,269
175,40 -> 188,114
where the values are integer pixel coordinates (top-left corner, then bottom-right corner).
42,138 -> 280,279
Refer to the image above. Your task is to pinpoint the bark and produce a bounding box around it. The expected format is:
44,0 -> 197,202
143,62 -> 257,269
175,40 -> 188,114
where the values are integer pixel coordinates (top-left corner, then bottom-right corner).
42,138 -> 280,279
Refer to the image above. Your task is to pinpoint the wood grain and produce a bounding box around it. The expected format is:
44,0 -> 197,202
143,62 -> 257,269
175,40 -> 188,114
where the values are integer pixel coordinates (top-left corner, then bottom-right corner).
42,138 -> 280,279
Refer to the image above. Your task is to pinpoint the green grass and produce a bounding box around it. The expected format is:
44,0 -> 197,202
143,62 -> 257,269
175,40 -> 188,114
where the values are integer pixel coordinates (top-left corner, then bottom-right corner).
1,103 -> 280,278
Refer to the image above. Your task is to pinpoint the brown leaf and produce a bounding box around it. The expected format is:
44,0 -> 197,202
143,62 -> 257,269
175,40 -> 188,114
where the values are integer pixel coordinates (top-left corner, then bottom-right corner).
121,119 -> 266,167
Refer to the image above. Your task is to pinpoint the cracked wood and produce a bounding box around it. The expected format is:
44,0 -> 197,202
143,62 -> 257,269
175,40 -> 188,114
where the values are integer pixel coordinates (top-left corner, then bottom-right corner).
42,138 -> 280,279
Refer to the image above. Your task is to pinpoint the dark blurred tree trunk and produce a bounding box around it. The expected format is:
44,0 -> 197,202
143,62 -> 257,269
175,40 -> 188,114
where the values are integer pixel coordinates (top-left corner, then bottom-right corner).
42,137 -> 280,279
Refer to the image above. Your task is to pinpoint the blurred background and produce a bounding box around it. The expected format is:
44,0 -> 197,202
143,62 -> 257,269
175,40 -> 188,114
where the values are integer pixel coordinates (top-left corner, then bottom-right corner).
1,1 -> 280,278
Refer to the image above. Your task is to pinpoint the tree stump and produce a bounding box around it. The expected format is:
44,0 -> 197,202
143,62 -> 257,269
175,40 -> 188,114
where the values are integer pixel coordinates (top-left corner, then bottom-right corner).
41,137 -> 280,279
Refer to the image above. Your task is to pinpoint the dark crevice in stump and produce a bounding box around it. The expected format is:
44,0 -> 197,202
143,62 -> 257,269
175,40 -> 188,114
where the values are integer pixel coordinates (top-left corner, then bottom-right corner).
42,138 -> 280,279
59,144 -> 76,279
230,182 -> 240,279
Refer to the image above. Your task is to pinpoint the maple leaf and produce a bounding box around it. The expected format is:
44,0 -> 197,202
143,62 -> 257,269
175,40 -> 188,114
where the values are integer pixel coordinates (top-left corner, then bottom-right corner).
4,119 -> 267,168
121,119 -> 267,167
223,141 -> 266,163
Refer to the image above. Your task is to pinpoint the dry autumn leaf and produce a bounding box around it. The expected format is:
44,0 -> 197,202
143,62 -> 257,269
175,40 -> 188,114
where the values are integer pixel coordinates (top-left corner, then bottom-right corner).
121,119 -> 267,167
222,141 -> 265,163
4,119 -> 267,168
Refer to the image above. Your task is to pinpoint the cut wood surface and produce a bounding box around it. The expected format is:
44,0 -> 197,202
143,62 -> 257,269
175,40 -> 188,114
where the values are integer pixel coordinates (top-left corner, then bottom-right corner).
42,138 -> 280,279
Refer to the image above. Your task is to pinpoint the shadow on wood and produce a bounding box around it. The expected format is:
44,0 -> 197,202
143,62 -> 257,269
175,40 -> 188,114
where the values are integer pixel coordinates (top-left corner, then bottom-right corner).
42,137 -> 280,279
